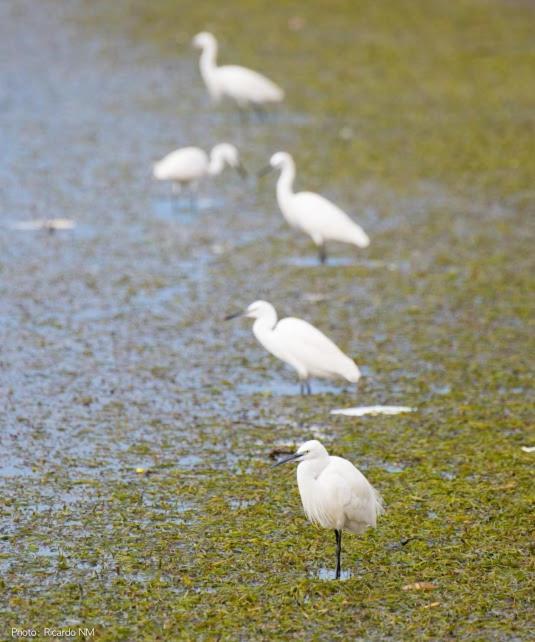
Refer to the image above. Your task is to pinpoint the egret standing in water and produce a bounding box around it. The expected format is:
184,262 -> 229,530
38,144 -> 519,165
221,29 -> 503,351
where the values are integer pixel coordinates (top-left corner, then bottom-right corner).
193,32 -> 284,114
225,300 -> 361,394
152,143 -> 245,205
274,439 -> 383,579
260,152 -> 370,264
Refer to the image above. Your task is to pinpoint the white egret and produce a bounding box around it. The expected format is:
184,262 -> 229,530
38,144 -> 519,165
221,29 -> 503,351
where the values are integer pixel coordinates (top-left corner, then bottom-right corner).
192,32 -> 284,112
260,152 -> 370,264
225,300 -> 361,394
152,143 -> 245,203
274,439 -> 384,579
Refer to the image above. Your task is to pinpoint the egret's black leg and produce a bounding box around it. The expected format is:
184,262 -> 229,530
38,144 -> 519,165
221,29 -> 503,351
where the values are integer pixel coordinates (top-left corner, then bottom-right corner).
300,381 -> 304,396
252,104 -> 267,122
318,244 -> 327,264
335,529 -> 342,579
306,381 -> 312,395
171,183 -> 181,213
189,187 -> 197,212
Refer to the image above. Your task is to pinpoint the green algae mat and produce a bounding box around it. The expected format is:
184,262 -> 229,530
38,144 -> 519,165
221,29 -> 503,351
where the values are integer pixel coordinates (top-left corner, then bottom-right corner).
1,0 -> 533,640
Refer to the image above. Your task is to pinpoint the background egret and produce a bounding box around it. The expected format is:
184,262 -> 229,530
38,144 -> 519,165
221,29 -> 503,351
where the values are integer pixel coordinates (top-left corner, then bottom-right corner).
153,143 -> 245,204
225,300 -> 361,394
261,151 -> 370,263
274,439 -> 384,579
193,32 -> 284,112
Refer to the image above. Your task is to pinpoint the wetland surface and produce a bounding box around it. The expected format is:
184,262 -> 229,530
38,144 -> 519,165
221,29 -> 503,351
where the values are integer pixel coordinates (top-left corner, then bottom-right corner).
1,0 -> 533,639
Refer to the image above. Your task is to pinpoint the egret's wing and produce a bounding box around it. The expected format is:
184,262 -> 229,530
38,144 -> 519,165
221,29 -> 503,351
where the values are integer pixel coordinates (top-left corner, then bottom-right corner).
217,65 -> 284,102
276,317 -> 345,355
325,457 -> 383,531
277,316 -> 348,359
292,191 -> 370,247
153,147 -> 207,181
275,317 -> 358,379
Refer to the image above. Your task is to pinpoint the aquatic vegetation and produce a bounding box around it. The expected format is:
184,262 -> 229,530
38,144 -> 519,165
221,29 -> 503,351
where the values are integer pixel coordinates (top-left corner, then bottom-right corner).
1,0 -> 533,640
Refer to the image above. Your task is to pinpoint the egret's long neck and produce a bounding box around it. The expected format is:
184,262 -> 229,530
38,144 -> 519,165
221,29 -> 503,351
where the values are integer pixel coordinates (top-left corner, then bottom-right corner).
276,159 -> 296,209
296,457 -> 331,521
252,310 -> 278,345
208,151 -> 224,176
297,457 -> 329,483
199,42 -> 218,84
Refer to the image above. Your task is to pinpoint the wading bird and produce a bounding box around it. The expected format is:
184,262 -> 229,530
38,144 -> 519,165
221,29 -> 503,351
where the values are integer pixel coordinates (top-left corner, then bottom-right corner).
274,439 -> 383,579
152,143 -> 245,204
259,152 -> 370,264
193,32 -> 284,113
225,300 -> 361,394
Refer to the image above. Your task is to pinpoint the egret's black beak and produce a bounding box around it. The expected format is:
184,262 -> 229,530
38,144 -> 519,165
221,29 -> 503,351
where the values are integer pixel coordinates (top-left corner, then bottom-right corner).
272,452 -> 302,467
224,311 -> 243,321
235,163 -> 248,179
257,164 -> 273,178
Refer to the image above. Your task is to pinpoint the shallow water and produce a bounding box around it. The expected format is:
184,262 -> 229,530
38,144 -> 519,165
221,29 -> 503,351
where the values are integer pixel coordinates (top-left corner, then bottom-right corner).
1,0 -> 533,640
315,567 -> 353,582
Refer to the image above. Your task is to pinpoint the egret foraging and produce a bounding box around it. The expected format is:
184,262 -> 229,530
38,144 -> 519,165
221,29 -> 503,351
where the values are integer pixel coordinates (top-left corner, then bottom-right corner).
225,300 -> 361,394
274,439 -> 383,579
152,144 -> 245,204
260,152 -> 370,264
192,32 -> 284,112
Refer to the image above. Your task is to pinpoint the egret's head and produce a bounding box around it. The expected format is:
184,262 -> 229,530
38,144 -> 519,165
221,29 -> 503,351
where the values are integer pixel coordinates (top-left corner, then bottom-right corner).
269,151 -> 292,170
212,143 -> 239,167
193,31 -> 216,49
224,300 -> 277,324
209,143 -> 246,177
244,300 -> 275,319
257,151 -> 292,178
273,440 -> 329,466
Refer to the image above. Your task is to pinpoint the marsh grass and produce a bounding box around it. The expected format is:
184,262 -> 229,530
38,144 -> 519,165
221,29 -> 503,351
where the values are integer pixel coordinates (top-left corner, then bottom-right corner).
2,0 -> 534,640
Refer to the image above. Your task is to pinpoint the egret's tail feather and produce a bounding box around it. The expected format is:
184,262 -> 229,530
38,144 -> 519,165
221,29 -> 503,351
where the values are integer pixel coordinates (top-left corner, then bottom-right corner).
273,86 -> 285,102
374,488 -> 385,516
342,359 -> 361,383
351,226 -> 370,249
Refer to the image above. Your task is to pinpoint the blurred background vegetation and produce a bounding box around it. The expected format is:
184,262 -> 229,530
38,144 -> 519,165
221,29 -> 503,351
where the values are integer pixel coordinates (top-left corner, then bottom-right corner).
88,0 -> 534,198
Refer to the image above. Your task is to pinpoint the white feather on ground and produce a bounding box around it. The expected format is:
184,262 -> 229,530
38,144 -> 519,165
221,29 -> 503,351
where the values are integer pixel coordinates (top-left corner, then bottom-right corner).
331,406 -> 415,417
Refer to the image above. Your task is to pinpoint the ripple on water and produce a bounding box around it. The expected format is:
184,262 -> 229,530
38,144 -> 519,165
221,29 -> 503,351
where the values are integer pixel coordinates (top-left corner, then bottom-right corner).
284,255 -> 355,268
0,458 -> 37,478
151,195 -> 224,221
382,462 -> 407,473
229,498 -> 257,510
315,567 -> 353,581
178,454 -> 202,469
236,378 -> 351,397
6,220 -> 97,240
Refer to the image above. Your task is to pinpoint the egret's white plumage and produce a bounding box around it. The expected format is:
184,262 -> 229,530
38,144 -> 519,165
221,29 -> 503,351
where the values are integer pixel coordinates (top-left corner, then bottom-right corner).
226,300 -> 361,394
193,32 -> 284,108
275,439 -> 383,578
268,152 -> 370,263
153,143 -> 243,194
